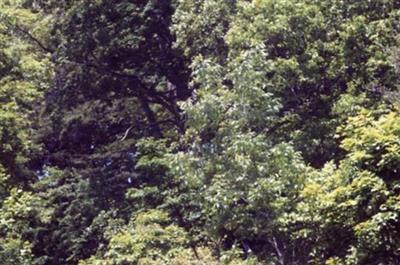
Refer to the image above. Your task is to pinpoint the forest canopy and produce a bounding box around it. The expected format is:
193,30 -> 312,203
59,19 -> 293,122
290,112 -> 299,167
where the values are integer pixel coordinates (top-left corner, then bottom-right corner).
0,0 -> 400,264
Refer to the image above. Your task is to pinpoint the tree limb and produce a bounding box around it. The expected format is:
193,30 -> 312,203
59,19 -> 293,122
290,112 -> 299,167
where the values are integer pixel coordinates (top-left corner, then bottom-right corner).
0,15 -> 54,53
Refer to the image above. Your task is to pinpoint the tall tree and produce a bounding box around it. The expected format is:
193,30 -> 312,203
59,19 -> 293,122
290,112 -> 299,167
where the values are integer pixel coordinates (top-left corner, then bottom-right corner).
29,1 -> 190,264
0,1 -> 52,264
174,0 -> 400,167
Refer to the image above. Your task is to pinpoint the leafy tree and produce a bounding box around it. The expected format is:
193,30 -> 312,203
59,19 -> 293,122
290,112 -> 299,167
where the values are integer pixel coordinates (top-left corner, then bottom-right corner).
0,2 -> 51,264
0,0 -> 51,187
0,188 -> 52,265
0,0 -> 400,264
226,0 -> 399,167
290,107 -> 400,264
166,43 -> 307,263
170,0 -> 400,263
80,210 -> 260,265
0,4 -> 52,252
174,0 -> 400,167
173,0 -> 237,61
27,1 -> 190,264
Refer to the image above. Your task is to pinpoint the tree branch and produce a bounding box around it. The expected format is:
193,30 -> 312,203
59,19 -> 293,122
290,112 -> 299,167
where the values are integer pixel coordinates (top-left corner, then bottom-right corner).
62,58 -> 186,133
0,15 -> 54,53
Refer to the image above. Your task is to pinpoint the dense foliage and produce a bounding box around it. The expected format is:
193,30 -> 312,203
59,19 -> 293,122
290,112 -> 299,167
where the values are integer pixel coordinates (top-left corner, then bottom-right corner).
0,0 -> 399,264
